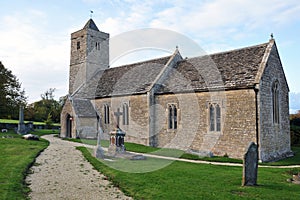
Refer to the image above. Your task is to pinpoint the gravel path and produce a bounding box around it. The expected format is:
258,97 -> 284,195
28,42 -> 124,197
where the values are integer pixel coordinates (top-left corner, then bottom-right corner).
26,134 -> 132,200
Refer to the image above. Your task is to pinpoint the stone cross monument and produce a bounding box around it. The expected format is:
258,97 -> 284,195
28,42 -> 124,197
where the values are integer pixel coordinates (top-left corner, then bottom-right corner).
94,114 -> 104,158
17,106 -> 26,134
108,108 -> 126,154
114,108 -> 122,128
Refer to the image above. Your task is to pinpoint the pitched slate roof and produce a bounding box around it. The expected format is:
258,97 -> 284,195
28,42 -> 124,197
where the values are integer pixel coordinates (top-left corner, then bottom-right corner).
74,56 -> 171,99
75,41 -> 270,98
156,42 -> 269,93
83,19 -> 100,31
72,98 -> 96,117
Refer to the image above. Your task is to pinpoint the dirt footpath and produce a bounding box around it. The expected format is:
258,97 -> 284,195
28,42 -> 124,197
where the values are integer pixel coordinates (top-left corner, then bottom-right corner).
26,134 -> 132,200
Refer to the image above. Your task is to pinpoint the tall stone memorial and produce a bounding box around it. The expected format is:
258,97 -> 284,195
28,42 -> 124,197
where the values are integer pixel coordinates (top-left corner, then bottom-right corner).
242,142 -> 258,186
94,115 -> 104,158
17,106 -> 26,134
108,108 -> 126,155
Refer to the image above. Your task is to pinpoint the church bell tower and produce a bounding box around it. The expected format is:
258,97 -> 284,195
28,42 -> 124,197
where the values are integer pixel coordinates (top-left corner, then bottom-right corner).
69,19 -> 109,94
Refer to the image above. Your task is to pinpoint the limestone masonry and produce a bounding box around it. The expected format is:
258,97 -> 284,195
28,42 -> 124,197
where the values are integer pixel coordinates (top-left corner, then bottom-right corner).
61,19 -> 292,162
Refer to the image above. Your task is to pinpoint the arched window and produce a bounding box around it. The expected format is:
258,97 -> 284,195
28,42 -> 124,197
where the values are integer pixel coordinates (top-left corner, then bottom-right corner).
209,105 -> 215,131
272,81 -> 280,124
104,104 -> 110,124
216,104 -> 221,131
77,41 -> 80,50
168,104 -> 177,129
122,103 -> 129,125
209,103 -> 221,132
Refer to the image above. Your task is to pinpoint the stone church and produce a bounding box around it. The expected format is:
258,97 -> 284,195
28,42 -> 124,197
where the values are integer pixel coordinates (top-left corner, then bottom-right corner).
60,19 -> 292,162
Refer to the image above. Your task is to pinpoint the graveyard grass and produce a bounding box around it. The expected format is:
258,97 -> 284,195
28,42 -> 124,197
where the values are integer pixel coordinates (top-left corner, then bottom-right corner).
0,130 -> 54,199
79,146 -> 300,200
64,137 -> 243,163
1,130 -> 299,199
0,118 -> 60,126
65,137 -> 300,165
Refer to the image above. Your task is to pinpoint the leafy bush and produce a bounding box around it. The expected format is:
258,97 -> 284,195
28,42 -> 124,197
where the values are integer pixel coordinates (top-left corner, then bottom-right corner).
291,125 -> 300,145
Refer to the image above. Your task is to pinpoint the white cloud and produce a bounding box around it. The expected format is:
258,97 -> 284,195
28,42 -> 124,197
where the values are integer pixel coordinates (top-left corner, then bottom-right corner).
1,0 -> 300,102
0,10 -> 69,103
149,0 -> 300,38
97,0 -> 300,53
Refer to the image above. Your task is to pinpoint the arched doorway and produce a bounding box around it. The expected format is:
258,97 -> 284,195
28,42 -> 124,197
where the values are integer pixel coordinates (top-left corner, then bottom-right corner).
66,114 -> 72,138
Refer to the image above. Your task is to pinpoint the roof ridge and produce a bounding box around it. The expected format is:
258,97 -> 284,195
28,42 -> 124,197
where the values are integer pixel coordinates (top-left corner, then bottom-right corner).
184,42 -> 269,62
207,42 -> 269,57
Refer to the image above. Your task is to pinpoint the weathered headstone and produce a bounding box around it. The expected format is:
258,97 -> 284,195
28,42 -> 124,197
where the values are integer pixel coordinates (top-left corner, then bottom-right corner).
242,142 -> 258,186
17,106 -> 26,134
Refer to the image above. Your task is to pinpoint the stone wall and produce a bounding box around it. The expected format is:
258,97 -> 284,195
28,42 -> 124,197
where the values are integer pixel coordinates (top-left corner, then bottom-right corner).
93,94 -> 150,145
75,117 -> 98,139
69,28 -> 109,94
154,89 -> 257,159
69,30 -> 87,94
60,99 -> 76,138
259,42 -> 291,162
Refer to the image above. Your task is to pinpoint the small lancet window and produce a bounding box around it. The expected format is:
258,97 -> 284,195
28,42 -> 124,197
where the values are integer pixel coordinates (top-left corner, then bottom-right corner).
77,41 -> 80,50
209,103 -> 221,132
216,104 -> 221,131
122,103 -> 129,125
95,42 -> 100,50
168,104 -> 177,130
209,105 -> 215,131
104,104 -> 110,124
272,81 -> 280,124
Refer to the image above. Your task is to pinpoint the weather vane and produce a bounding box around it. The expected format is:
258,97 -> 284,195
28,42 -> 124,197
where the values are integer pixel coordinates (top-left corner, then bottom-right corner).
90,10 -> 94,19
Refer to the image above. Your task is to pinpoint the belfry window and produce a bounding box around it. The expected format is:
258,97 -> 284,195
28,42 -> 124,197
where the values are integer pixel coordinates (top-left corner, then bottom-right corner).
272,81 -> 280,124
122,103 -> 129,125
104,104 -> 110,124
168,104 -> 177,130
95,42 -> 100,50
209,103 -> 221,132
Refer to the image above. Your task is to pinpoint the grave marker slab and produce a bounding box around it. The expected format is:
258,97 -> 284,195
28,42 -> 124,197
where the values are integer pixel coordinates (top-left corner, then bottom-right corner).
242,142 -> 258,186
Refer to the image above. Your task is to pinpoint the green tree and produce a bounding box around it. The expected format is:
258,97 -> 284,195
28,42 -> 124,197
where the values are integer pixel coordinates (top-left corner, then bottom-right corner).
291,110 -> 300,126
25,88 -> 62,123
0,61 -> 27,119
44,113 -> 54,128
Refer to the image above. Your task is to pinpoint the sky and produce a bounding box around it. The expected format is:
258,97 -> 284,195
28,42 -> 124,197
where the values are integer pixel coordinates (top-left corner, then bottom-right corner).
0,0 -> 299,113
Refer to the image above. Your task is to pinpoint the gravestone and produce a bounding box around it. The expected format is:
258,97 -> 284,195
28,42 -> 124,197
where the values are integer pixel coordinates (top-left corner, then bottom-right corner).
17,106 -> 26,134
242,142 -> 258,186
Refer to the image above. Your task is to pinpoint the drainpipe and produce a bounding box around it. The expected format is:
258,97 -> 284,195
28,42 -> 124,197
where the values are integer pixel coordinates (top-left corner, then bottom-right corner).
147,89 -> 156,147
254,84 -> 260,161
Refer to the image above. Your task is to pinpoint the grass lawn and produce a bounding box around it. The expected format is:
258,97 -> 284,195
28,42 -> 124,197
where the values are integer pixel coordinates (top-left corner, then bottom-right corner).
63,138 -> 243,163
0,130 -> 50,199
64,137 -> 300,165
78,146 -> 300,200
260,146 -> 300,166
0,118 -> 60,126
